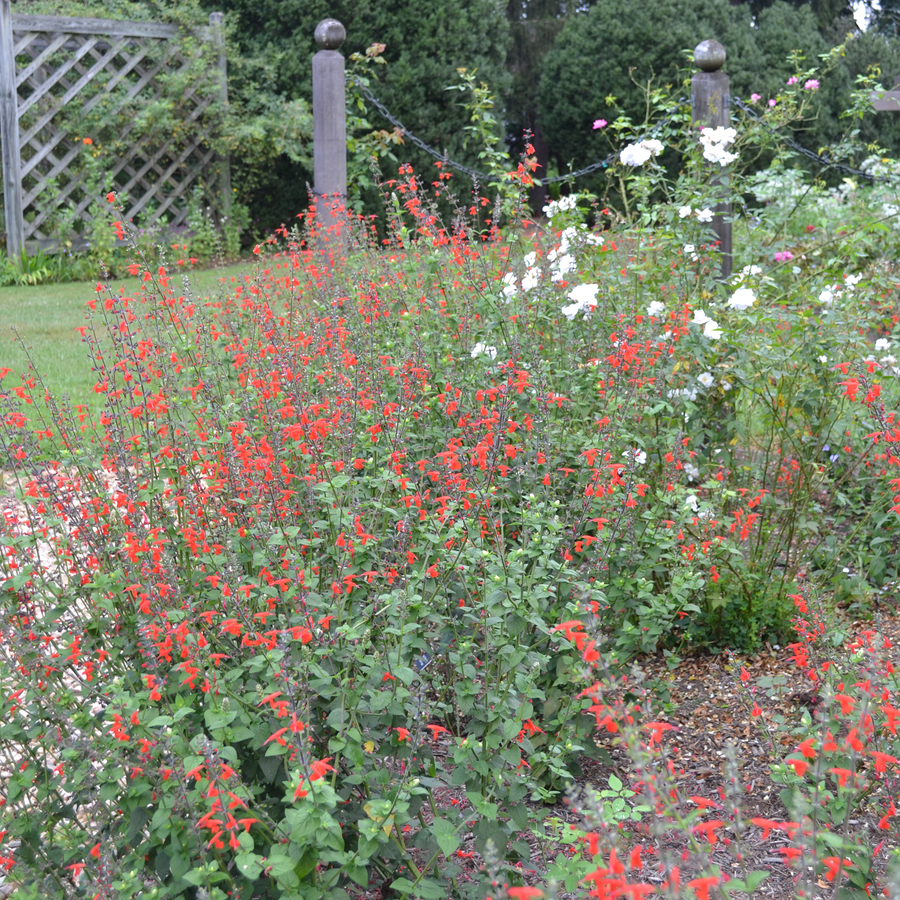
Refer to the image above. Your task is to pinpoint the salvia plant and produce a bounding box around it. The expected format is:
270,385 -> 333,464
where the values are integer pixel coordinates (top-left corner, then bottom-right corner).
1,55 -> 900,900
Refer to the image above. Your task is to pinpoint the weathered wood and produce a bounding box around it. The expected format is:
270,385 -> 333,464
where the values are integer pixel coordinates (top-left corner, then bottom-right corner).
209,11 -> 230,218
11,15 -> 180,39
0,0 -> 24,257
312,19 -> 347,247
17,37 -> 100,116
872,77 -> 900,112
691,39 -> 732,280
0,10 -> 228,252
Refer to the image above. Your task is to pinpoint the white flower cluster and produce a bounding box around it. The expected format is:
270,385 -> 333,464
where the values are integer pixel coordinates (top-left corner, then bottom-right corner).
728,287 -> 756,311
471,343 -> 497,360
549,225 -> 603,284
501,251 -> 543,299
668,386 -> 698,402
678,206 -> 714,223
646,300 -> 666,317
620,138 -> 664,167
542,195 -> 578,219
692,309 -> 722,340
561,283 -> 599,320
623,449 -> 647,466
731,264 -> 762,285
699,126 -> 737,167
870,339 -> 900,375
817,274 -> 862,308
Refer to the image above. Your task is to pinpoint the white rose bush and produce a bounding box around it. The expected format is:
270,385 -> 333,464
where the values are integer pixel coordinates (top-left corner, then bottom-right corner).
3,54 -> 900,900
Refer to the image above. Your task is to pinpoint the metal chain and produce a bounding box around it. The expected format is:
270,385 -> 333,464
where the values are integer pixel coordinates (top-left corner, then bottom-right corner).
349,76 -> 689,187
731,94 -> 900,184
349,79 -> 894,189
348,77 -> 490,181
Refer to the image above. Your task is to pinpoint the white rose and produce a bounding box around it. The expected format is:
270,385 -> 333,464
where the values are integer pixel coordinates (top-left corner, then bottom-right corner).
646,300 -> 665,317
471,343 -> 497,360
679,205 -> 692,218
698,372 -> 715,388
696,208 -> 714,223
728,287 -> 756,311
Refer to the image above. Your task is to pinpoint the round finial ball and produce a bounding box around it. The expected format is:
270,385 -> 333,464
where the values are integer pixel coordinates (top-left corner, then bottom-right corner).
315,18 -> 346,50
694,40 -> 726,72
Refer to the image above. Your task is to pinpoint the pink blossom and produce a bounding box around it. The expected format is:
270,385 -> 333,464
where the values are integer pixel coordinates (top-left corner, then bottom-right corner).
593,119 -> 607,130
804,79 -> 819,91
750,93 -> 761,102
787,76 -> 799,86
774,250 -> 793,262
768,99 -> 777,108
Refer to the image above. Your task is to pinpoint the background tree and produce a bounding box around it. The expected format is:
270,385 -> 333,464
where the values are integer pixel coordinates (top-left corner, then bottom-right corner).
536,0 -> 900,193
505,0 -> 571,208
191,0 -> 511,235
536,0 -> 760,179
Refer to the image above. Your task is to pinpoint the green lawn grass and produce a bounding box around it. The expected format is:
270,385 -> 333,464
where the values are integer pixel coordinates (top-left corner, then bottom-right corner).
0,261 -> 251,409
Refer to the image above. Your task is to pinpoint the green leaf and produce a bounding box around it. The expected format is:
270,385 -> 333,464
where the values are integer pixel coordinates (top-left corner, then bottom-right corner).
390,876 -> 446,899
432,818 -> 460,857
126,806 -> 151,846
235,853 -> 264,881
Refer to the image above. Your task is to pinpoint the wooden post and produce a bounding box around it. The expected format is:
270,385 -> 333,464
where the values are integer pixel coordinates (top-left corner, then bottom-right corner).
872,76 -> 900,112
208,11 -> 231,219
691,39 -> 732,280
312,18 -> 347,248
0,0 -> 24,259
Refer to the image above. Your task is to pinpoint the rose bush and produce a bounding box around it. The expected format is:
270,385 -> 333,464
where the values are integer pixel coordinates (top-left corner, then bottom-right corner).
1,59 -> 900,900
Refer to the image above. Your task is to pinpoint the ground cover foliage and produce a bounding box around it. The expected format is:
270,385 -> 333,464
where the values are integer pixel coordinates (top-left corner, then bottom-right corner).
3,58 -> 900,900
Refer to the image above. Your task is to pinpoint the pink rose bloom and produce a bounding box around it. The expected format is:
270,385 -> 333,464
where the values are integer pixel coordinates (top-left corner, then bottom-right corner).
787,76 -> 799,86
774,250 -> 793,262
804,79 -> 819,91
750,93 -> 761,102
593,119 -> 607,129
768,98 -> 777,108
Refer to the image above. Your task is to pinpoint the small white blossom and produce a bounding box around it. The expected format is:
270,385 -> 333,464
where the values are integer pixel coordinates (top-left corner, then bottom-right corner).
471,343 -> 497,360
521,268 -> 540,291
721,379 -> 732,392
646,300 -> 665,317
845,272 -> 863,288
523,251 -> 537,267
699,126 -> 738,166
698,372 -> 715,388
550,254 -> 576,282
696,208 -> 714,223
623,449 -> 647,466
561,283 -> 599,319
818,289 -> 835,307
692,309 -> 722,340
728,287 -> 756,311
875,338 -> 892,352
620,139 -> 664,166
685,494 -> 700,512
679,205 -> 692,218
684,462 -> 700,482
501,272 -> 518,298
702,145 -> 737,166
667,386 -> 699,402
817,355 -> 828,364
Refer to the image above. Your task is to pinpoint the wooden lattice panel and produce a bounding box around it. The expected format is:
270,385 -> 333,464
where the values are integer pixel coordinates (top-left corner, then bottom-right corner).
1,11 -> 227,252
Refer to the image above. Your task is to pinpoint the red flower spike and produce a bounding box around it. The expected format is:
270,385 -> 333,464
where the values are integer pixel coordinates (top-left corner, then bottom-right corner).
687,875 -> 721,900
